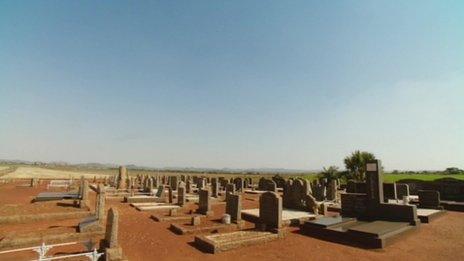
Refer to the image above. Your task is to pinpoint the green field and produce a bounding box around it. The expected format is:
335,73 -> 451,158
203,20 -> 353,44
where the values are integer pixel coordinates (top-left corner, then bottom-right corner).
383,173 -> 464,183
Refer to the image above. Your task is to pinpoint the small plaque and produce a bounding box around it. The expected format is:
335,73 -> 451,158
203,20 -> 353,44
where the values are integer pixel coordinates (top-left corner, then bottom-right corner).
366,163 -> 377,171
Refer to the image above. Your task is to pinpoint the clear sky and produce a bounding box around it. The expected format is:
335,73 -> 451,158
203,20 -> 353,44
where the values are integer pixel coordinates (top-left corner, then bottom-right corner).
1,1 -> 463,171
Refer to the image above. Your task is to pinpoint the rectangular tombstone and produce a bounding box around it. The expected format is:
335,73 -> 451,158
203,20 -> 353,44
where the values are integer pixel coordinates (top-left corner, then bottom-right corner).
156,185 -> 166,202
418,190 -> 441,209
226,193 -> 241,222
198,189 -> 214,216
383,183 -> 397,200
170,176 -> 178,191
177,186 -> 186,207
366,160 -> 384,205
211,178 -> 219,198
341,193 -> 368,217
105,208 -> 119,248
168,187 -> 173,204
186,180 -> 191,194
327,179 -> 337,201
259,192 -> 282,230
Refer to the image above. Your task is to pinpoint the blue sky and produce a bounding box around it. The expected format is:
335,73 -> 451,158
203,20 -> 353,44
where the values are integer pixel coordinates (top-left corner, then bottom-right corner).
1,1 -> 463,170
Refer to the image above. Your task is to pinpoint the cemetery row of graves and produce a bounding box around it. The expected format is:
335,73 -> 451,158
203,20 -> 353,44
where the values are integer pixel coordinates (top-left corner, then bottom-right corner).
0,160 -> 464,260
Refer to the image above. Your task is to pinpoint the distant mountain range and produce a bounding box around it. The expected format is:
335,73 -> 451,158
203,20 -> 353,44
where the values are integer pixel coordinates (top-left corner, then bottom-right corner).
0,159 -> 318,174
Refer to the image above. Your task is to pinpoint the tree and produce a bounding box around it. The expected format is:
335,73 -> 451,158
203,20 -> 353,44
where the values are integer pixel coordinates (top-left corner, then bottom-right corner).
444,167 -> 464,174
344,150 -> 376,181
320,166 -> 339,181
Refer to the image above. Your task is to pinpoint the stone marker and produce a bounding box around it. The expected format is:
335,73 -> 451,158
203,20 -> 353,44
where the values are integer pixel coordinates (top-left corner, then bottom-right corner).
117,166 -> 127,190
259,192 -> 282,232
418,190 -> 441,209
156,185 -> 166,202
105,208 -> 126,261
225,183 -> 235,195
192,216 -> 201,226
198,189 -> 214,216
80,180 -> 90,209
168,186 -> 173,204
177,185 -> 186,207
211,178 -> 219,198
327,179 -> 337,201
226,193 -> 242,225
96,184 -> 106,222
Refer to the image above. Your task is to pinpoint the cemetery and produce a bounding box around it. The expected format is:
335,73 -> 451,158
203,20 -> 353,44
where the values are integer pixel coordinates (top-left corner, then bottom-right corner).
0,162 -> 463,260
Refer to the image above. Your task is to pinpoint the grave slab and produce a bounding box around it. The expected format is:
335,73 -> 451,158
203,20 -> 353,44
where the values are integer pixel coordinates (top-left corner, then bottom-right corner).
195,230 -> 279,253
242,208 -> 317,226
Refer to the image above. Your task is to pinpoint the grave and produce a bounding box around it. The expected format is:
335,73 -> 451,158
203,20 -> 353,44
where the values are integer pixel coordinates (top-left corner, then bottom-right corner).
416,190 -> 446,223
301,160 -> 421,248
194,191 -> 285,253
78,184 -> 106,232
104,208 -> 128,261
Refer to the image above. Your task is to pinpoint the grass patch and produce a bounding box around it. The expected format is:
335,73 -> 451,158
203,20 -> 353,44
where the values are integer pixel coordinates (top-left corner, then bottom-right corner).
383,173 -> 464,183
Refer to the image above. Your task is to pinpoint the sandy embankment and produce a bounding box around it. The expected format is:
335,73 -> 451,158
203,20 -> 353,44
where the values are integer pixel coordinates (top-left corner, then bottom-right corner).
0,166 -> 110,179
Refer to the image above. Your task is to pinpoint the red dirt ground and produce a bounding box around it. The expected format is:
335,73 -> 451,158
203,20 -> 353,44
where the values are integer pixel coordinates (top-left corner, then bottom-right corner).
1,181 -> 464,261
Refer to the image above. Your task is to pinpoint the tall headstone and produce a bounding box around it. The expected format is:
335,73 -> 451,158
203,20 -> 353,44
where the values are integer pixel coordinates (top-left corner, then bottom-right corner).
211,178 -> 219,198
104,208 -> 125,261
226,193 -> 242,224
177,185 -> 186,207
168,186 -> 173,204
186,180 -> 192,194
170,176 -> 178,191
327,179 -> 337,201
198,189 -> 214,216
117,166 -> 127,190
80,180 -> 89,209
96,184 -> 106,222
366,160 -> 384,206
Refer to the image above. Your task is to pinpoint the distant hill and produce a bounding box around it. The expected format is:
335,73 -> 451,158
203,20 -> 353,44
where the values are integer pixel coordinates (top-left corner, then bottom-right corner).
0,159 -> 317,174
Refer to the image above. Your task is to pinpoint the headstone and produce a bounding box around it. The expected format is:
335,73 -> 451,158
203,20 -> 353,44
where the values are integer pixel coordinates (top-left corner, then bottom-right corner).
168,186 -> 173,204
383,183 -> 397,201
259,192 -> 282,231
327,179 -> 337,201
80,180 -> 89,209
234,178 -> 244,192
191,216 -> 201,226
186,180 -> 192,194
366,160 -> 384,205
170,176 -> 178,191
225,183 -> 235,195
418,190 -> 441,209
177,185 -> 186,207
226,193 -> 242,223
211,178 -> 219,198
96,184 -> 106,221
105,208 -> 119,248
198,189 -> 214,216
117,166 -> 127,190
156,185 -> 166,202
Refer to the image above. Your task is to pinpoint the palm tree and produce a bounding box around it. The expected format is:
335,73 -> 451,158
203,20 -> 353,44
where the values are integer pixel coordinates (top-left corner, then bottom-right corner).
344,150 -> 376,181
320,166 -> 339,181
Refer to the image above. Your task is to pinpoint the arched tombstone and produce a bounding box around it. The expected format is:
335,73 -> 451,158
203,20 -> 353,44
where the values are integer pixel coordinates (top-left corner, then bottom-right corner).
259,192 -> 283,233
